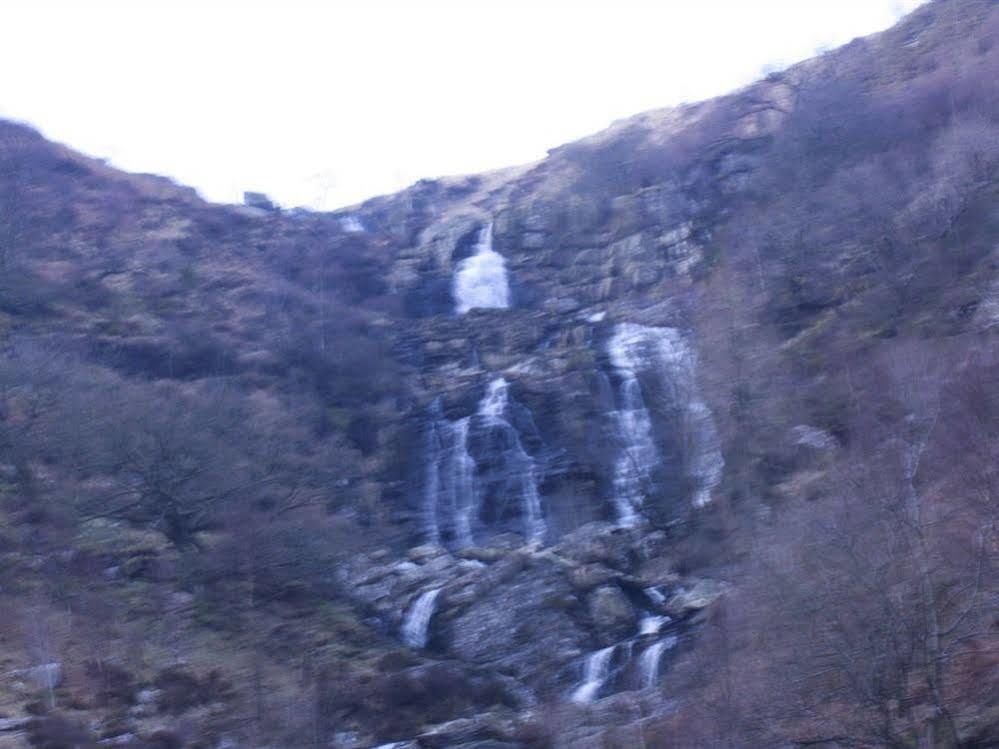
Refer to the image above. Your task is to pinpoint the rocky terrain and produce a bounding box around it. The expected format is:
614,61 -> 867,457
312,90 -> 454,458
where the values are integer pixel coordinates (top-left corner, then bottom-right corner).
1,1 -> 998,747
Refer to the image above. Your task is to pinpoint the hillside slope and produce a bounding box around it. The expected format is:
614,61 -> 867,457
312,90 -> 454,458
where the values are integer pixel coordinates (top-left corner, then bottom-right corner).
1,1 -> 997,747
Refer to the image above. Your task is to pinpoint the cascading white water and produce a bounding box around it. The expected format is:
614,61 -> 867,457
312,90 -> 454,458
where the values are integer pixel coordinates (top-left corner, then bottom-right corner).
453,223 -> 511,314
401,588 -> 442,649
479,378 -> 546,542
639,614 -> 668,636
606,324 -> 660,525
339,214 -> 365,233
639,635 -> 678,688
571,645 -> 616,704
424,379 -> 545,546
567,613 -> 681,702
424,417 -> 442,545
644,586 -> 667,607
606,323 -> 724,524
479,376 -> 509,420
449,417 -> 477,547
424,407 -> 477,547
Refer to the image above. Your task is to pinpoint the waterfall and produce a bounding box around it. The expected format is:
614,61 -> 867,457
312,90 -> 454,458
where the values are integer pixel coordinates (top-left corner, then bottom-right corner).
423,379 -> 546,547
639,635 -> 678,688
449,417 -> 477,546
644,586 -> 667,607
424,404 -> 477,547
339,214 -> 365,233
424,415 -> 442,545
453,223 -> 511,314
570,645 -> 616,704
401,588 -> 442,649
606,323 -> 724,524
639,614 -> 668,636
478,378 -> 546,542
607,325 -> 659,526
568,615 -> 680,702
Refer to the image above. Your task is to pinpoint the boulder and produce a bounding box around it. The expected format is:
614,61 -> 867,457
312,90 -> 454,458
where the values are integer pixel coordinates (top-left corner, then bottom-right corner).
447,556 -> 588,690
408,544 -> 448,564
587,585 -> 636,635
0,717 -> 30,732
665,579 -> 728,616
458,542 -> 517,564
521,231 -> 546,249
416,714 -> 519,749
556,523 -> 634,571
566,563 -> 619,592
791,424 -> 838,451
657,223 -> 693,248
25,662 -> 62,691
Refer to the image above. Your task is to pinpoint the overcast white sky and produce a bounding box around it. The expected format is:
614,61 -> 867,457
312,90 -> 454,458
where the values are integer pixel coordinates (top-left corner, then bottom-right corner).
1,0 -> 925,210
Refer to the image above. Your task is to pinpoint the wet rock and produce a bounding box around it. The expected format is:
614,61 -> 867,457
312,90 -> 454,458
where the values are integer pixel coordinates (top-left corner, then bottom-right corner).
447,556 -> 587,690
0,717 -> 30,732
417,714 -> 519,749
543,297 -> 582,314
665,579 -> 728,615
657,222 -> 694,248
420,553 -> 458,578
587,585 -> 636,635
566,563 -> 619,592
556,523 -> 634,571
332,730 -> 361,748
630,265 -> 660,288
521,232 -> 546,249
457,539 -> 518,563
608,232 -> 651,259
23,662 -> 62,691
408,544 -> 448,564
791,424 -> 838,451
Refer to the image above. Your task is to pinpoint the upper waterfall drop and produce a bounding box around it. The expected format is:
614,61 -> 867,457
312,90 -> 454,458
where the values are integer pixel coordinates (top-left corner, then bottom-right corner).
339,214 -> 365,233
453,223 -> 511,314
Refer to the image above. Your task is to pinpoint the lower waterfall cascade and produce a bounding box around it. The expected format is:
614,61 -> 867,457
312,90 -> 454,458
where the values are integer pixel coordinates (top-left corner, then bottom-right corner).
639,635 -> 678,688
401,588 -> 441,649
569,610 -> 682,703
408,320 -> 722,701
570,645 -> 617,704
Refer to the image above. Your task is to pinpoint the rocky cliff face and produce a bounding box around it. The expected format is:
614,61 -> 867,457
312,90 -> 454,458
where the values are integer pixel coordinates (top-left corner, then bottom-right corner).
1,1 -> 998,747
325,2 -> 999,738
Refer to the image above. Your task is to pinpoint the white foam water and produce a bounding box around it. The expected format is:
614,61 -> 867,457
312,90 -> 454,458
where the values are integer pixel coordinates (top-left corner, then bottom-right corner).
453,223 -> 511,314
401,588 -> 441,649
